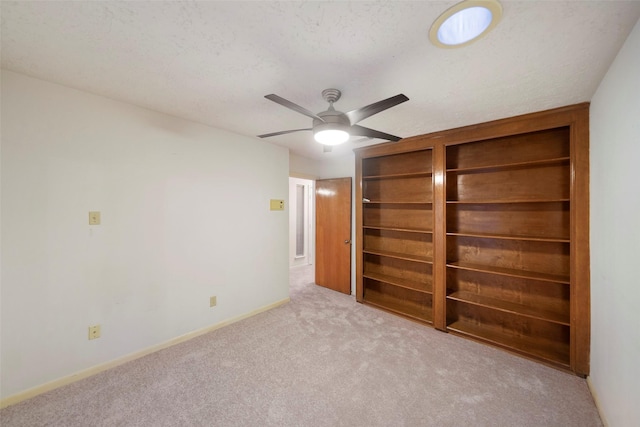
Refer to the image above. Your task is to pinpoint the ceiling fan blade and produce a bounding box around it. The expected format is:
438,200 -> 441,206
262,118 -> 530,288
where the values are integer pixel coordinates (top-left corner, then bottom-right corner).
350,125 -> 403,142
257,128 -> 312,138
351,137 -> 373,144
265,94 -> 325,122
346,94 -> 409,124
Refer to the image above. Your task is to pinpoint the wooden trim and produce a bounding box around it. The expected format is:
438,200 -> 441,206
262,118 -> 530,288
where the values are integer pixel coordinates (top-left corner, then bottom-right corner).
433,142 -> 447,330
399,103 -> 590,147
0,297 -> 290,409
354,135 -> 437,158
355,154 -> 364,302
571,106 -> 591,375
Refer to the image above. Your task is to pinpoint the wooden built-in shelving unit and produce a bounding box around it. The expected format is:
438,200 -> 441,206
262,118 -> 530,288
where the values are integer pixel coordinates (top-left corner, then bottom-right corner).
355,104 -> 590,375
359,150 -> 434,324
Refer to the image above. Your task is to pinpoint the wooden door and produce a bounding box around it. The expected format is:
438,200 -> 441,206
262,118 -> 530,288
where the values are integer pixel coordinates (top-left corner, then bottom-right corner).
315,177 -> 352,294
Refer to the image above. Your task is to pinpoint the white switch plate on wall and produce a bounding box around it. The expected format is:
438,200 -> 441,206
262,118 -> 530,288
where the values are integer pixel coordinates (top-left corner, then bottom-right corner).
88,211 -> 101,225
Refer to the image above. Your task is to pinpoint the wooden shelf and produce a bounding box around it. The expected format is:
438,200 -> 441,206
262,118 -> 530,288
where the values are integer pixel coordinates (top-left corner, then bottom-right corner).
447,261 -> 570,284
363,201 -> 433,231
446,157 -> 570,173
363,293 -> 433,324
447,198 -> 570,204
364,249 -> 432,264
363,171 -> 432,180
364,200 -> 432,205
447,320 -> 570,367
361,149 -> 433,178
447,291 -> 569,325
446,232 -> 569,243
364,271 -> 432,294
364,225 -> 432,234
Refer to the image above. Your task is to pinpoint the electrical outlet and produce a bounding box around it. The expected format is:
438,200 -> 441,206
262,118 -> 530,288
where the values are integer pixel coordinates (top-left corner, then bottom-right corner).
88,325 -> 101,340
210,296 -> 217,307
89,211 -> 101,225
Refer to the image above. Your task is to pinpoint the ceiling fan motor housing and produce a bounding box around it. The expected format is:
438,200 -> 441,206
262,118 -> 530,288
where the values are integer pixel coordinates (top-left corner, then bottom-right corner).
313,109 -> 351,145
315,88 -> 350,133
313,109 -> 350,129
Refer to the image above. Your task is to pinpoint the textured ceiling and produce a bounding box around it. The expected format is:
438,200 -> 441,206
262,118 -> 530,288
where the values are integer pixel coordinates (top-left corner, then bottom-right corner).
2,1 -> 639,160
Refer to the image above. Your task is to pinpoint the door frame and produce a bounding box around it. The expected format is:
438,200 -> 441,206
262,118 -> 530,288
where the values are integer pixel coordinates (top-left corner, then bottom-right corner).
289,176 -> 315,268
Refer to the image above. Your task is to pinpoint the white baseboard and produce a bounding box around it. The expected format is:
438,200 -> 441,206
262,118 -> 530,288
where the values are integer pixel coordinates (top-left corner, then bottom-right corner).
587,376 -> 609,427
0,297 -> 290,409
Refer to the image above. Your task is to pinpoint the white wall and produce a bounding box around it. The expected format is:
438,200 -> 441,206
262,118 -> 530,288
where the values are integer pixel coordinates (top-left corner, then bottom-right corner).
0,70 -> 290,399
289,153 -> 321,179
590,18 -> 640,427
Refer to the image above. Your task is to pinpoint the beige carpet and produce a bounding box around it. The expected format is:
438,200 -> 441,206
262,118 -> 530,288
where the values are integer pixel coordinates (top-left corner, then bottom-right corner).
1,264 -> 601,426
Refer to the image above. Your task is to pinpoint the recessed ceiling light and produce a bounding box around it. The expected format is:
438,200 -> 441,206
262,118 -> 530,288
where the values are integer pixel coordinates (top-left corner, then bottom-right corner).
429,0 -> 502,48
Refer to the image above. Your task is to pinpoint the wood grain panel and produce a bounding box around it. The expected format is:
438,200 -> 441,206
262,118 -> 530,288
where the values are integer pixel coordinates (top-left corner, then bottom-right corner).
316,177 -> 352,295
447,163 -> 570,202
355,155 -> 364,302
364,229 -> 432,258
446,301 -> 570,366
446,127 -> 570,170
364,176 -> 432,202
363,204 -> 432,231
433,142 -> 447,330
364,279 -> 433,323
363,150 -> 432,176
447,235 -> 570,277
446,267 -> 569,323
364,253 -> 432,291
447,202 -> 569,239
570,106 -> 591,375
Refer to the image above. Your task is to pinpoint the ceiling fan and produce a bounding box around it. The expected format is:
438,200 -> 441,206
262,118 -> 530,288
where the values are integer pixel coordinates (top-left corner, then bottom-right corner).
258,89 -> 409,152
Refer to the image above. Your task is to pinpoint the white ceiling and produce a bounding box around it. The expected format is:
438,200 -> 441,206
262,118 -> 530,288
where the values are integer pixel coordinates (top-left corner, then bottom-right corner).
2,1 -> 639,160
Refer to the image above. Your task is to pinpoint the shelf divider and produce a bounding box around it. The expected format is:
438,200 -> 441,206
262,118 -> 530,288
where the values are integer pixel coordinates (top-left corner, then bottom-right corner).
363,171 -> 432,180
363,293 -> 433,324
364,272 -> 432,294
446,198 -> 570,204
447,320 -> 570,367
364,249 -> 433,264
364,225 -> 432,234
446,231 -> 569,243
446,157 -> 570,173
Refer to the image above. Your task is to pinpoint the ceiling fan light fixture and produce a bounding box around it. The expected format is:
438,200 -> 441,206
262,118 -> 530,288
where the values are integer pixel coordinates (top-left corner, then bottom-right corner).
429,0 -> 502,48
314,128 -> 350,146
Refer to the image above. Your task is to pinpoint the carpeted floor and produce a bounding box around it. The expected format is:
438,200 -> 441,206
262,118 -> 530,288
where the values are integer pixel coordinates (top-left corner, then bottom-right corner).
1,265 -> 602,426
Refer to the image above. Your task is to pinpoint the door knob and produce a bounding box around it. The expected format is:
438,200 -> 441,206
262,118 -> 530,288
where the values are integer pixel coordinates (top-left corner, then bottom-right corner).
345,239 -> 351,244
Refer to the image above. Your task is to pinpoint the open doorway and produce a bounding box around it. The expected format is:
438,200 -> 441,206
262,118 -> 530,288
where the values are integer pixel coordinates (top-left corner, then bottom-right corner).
289,177 -> 315,269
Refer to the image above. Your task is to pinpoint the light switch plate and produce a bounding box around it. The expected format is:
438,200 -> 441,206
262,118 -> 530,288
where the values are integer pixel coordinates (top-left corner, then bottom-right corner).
88,325 -> 101,340
270,199 -> 285,211
89,211 -> 101,225
210,296 -> 217,307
